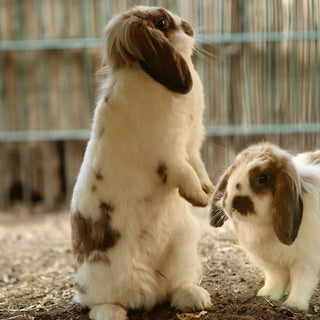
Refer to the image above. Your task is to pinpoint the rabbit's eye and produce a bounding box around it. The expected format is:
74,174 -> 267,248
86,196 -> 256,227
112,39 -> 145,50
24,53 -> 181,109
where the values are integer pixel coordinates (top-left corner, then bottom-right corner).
155,18 -> 168,29
258,173 -> 268,184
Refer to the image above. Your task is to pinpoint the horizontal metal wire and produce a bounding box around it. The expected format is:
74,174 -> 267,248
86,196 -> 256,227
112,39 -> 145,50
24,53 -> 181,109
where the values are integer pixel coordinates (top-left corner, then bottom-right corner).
1,123 -> 320,142
196,30 -> 320,44
1,30 -> 320,51
205,123 -> 320,137
0,129 -> 91,142
0,38 -> 102,51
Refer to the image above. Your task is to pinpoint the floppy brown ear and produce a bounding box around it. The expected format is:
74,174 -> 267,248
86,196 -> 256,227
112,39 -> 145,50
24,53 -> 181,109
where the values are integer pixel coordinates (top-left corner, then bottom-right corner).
104,14 -> 192,94
210,166 -> 233,227
272,169 -> 303,245
131,22 -> 192,94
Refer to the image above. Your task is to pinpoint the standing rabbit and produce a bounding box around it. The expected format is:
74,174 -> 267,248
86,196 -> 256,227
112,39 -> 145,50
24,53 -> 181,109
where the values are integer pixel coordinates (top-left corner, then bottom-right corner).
71,6 -> 213,320
210,142 -> 320,311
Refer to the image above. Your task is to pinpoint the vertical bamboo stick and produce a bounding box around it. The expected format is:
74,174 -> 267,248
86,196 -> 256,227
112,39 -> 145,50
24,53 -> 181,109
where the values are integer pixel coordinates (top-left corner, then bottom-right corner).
81,0 -> 95,117
36,0 -> 49,131
0,144 -> 10,210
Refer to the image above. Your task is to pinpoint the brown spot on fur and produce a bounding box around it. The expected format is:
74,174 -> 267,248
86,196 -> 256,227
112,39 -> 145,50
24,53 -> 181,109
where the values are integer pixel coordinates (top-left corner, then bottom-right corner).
236,183 -> 241,191
249,164 -> 276,195
92,184 -> 97,192
88,251 -> 111,264
139,229 -> 153,242
232,196 -> 255,216
71,206 -> 120,265
95,171 -> 103,181
157,162 -> 168,184
99,127 -> 105,138
74,282 -> 86,295
100,201 -> 114,214
131,8 -> 177,38
71,212 -> 90,265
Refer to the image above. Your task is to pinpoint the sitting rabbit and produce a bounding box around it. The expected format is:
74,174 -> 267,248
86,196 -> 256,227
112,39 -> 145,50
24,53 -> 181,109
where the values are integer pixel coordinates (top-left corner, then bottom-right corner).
210,142 -> 320,311
71,6 -> 214,320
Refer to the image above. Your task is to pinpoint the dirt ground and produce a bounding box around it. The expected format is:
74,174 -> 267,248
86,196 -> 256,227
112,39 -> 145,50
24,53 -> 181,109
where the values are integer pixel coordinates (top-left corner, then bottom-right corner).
0,207 -> 319,320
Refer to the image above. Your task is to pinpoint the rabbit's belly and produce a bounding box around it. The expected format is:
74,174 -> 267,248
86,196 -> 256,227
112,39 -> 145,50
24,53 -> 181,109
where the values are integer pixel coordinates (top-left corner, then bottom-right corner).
74,256 -> 169,309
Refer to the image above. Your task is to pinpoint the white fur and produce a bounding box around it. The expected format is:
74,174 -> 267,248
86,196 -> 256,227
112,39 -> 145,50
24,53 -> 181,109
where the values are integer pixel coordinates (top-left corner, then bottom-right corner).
215,143 -> 320,311
71,6 -> 213,320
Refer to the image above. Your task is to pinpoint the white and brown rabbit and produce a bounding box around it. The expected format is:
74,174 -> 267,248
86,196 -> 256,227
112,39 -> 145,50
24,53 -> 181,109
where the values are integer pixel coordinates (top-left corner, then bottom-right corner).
210,142 -> 320,311
71,6 -> 214,320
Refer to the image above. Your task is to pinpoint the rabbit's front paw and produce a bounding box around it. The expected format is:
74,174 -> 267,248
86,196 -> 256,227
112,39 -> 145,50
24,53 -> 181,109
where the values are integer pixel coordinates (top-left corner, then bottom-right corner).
257,284 -> 285,301
178,186 -> 210,207
171,284 -> 212,312
201,181 -> 214,197
257,272 -> 289,301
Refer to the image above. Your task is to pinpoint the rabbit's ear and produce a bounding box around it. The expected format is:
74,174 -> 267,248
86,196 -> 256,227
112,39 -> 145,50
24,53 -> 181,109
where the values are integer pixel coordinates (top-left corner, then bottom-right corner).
272,164 -> 303,245
103,15 -> 192,94
131,21 -> 192,94
210,166 -> 233,227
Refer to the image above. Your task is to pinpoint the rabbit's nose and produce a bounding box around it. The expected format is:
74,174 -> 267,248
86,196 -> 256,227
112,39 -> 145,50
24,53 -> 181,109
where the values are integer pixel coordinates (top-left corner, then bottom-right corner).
232,196 -> 255,216
181,20 -> 194,37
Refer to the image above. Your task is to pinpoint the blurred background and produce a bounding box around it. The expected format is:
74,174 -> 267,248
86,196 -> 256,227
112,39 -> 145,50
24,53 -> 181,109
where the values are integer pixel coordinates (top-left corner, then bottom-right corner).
0,0 -> 319,213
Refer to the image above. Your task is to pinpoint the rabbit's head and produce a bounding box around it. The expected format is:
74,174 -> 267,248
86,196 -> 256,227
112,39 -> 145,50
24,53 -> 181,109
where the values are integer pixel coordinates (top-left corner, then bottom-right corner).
102,6 -> 194,94
210,143 -> 303,245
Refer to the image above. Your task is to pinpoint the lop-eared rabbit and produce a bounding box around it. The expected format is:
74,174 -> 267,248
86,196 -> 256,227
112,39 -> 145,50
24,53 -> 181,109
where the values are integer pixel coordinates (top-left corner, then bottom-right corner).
71,6 -> 214,320
210,142 -> 320,311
